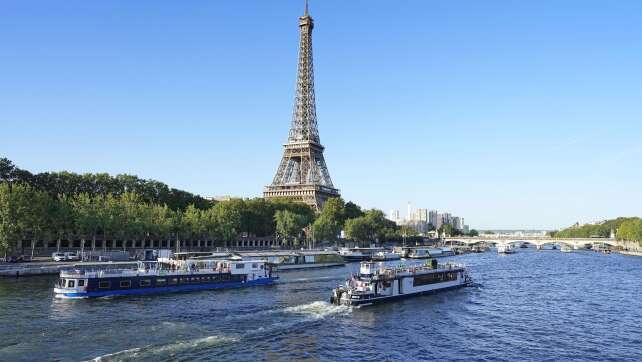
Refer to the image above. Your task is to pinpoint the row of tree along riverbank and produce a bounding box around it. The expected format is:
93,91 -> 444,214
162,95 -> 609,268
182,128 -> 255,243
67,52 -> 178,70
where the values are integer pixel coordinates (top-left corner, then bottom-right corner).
550,217 -> 642,245
0,157 -> 423,257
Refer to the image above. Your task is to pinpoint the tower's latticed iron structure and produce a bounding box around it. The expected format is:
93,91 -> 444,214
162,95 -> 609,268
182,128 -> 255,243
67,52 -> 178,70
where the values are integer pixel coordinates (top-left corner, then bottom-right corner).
264,2 -> 340,210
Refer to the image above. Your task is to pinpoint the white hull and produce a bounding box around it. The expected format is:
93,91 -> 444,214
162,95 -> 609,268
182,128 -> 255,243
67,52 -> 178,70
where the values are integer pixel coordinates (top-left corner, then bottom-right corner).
497,244 -> 517,254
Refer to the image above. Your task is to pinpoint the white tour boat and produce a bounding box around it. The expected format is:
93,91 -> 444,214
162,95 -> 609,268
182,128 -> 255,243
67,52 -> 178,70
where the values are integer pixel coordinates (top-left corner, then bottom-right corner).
372,251 -> 402,261
338,247 -> 386,262
497,243 -> 517,254
560,245 -> 573,253
330,260 -> 472,307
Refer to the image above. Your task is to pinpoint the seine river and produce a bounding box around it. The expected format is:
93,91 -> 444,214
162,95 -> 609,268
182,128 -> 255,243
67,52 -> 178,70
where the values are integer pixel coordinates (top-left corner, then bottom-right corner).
1,250 -> 642,361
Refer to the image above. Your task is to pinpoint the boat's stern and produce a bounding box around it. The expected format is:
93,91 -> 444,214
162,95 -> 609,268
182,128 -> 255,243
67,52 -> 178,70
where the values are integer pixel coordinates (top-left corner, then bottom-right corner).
330,286 -> 350,306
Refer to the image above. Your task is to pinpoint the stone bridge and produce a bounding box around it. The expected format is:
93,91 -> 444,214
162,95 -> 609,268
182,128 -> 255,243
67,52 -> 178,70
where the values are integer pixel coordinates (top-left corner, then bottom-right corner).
443,236 -> 620,248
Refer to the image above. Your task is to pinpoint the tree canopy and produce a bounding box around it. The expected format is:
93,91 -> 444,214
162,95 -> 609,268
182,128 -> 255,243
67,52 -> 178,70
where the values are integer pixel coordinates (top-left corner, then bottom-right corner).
0,157 -> 211,210
0,156 -> 412,255
551,218 -> 637,239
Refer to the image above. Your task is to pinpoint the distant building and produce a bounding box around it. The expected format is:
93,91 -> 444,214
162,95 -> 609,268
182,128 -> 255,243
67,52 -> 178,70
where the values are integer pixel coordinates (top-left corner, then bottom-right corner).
208,195 -> 238,202
413,208 -> 428,223
407,202 -> 412,222
453,217 -> 464,231
388,209 -> 400,223
429,210 -> 438,228
392,205 -> 469,232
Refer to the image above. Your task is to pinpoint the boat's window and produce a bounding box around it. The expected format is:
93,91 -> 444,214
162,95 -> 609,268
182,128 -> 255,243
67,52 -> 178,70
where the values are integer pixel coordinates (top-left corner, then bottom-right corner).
78,280 -> 85,287
99,281 -> 111,289
68,280 -> 75,288
140,279 -> 151,287
120,280 -> 131,288
156,279 -> 166,286
236,263 -> 245,269
252,263 -> 258,269
60,278 -> 65,286
169,278 -> 178,285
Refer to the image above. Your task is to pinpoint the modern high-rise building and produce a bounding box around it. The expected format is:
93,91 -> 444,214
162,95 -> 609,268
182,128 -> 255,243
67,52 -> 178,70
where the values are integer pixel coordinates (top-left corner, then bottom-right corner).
453,217 -> 464,230
414,208 -> 428,223
441,213 -> 452,226
263,2 -> 340,210
429,210 -> 438,228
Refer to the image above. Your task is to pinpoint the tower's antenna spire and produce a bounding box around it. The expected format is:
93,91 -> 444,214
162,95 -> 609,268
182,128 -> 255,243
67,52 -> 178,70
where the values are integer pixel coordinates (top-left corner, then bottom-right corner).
304,0 -> 309,16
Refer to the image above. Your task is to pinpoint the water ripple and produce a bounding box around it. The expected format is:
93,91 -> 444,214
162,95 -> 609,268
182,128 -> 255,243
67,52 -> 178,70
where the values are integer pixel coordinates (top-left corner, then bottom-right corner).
1,251 -> 642,361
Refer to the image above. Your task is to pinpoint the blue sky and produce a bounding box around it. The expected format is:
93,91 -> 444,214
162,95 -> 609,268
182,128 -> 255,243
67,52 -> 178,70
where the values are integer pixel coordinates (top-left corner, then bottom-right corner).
2,0 -> 641,229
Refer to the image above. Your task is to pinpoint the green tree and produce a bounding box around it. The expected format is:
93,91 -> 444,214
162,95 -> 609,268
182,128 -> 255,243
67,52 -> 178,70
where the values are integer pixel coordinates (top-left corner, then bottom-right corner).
438,224 -> 454,237
274,210 -> 307,247
0,158 -> 17,193
210,201 -> 242,246
344,217 -> 373,245
50,195 -> 75,252
24,189 -> 55,258
364,209 -> 395,242
400,225 -> 417,237
312,198 -> 345,244
71,193 -> 101,258
344,209 -> 396,245
152,204 -> 175,248
344,201 -> 364,220
0,183 -> 23,255
616,218 -> 642,244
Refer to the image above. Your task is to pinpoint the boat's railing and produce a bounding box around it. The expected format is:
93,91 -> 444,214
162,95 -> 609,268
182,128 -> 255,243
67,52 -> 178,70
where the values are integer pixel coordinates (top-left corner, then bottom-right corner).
60,267 -> 234,279
373,262 -> 466,279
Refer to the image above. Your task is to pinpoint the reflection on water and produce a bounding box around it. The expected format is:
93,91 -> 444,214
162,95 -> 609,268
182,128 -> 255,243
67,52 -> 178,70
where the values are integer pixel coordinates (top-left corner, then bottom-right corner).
1,250 -> 642,361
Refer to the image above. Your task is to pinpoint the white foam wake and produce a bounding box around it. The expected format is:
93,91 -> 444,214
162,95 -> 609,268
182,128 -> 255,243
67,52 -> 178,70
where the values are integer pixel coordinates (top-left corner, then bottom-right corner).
91,334 -> 238,361
283,300 -> 351,320
90,301 -> 348,361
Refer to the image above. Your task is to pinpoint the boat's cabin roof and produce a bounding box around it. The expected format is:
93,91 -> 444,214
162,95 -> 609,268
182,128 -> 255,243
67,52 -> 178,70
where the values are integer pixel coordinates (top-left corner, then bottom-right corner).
171,252 -> 221,260
343,247 -> 385,251
236,251 -> 298,257
297,250 -> 339,256
359,260 -> 464,277
397,246 -> 439,250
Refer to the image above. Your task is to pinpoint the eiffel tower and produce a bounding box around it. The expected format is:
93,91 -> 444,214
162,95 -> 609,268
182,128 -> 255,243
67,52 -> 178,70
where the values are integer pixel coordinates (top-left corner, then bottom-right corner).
264,1 -> 340,210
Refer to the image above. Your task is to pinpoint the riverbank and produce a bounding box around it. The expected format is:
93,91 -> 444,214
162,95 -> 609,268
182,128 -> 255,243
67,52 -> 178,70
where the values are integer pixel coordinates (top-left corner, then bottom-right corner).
0,262 -> 73,278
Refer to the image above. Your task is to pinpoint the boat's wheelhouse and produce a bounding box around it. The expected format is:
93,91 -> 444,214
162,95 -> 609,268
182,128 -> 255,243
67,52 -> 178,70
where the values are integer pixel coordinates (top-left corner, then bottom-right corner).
55,276 -> 89,296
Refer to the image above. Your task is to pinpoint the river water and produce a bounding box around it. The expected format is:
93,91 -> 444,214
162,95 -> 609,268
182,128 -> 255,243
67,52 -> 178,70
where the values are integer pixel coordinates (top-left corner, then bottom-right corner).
1,249 -> 641,361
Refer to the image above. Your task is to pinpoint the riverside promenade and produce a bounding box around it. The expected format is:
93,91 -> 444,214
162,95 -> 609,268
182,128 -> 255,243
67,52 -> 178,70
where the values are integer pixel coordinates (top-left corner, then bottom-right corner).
0,260 -> 75,278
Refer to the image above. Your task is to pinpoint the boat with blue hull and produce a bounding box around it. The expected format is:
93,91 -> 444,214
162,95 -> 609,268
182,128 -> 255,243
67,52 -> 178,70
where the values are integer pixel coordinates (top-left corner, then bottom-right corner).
54,259 -> 277,299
